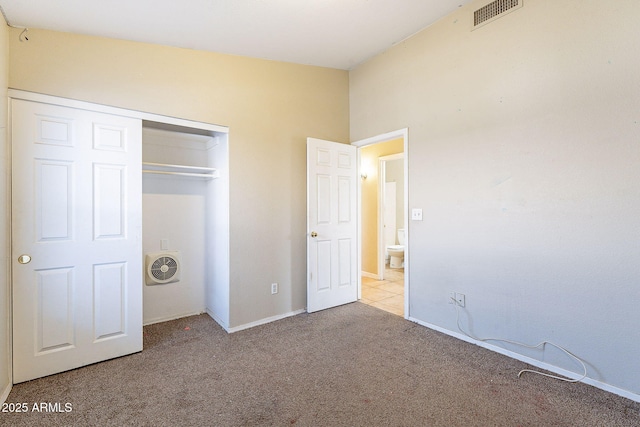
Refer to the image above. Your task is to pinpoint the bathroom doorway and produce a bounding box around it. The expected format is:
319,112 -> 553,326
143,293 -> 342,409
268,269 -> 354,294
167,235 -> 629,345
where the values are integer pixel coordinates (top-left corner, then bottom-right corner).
353,129 -> 408,318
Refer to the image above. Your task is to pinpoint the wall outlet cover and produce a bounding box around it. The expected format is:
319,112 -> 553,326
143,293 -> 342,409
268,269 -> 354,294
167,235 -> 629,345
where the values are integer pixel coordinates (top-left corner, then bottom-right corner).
412,208 -> 423,221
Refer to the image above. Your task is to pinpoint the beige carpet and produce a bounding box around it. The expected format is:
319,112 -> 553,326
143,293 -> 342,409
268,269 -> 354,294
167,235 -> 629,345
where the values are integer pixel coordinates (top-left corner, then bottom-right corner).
3,303 -> 639,426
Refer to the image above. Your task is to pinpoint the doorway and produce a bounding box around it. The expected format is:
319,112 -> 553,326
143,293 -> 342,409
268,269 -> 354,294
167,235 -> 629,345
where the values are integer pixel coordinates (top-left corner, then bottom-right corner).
353,129 -> 408,318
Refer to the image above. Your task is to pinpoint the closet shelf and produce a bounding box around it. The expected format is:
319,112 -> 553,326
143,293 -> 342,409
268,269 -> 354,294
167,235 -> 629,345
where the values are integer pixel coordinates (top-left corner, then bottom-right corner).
142,162 -> 219,179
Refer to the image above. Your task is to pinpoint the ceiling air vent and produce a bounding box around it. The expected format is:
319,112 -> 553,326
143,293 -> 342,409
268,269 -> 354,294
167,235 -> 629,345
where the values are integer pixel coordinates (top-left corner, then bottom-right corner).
472,0 -> 523,30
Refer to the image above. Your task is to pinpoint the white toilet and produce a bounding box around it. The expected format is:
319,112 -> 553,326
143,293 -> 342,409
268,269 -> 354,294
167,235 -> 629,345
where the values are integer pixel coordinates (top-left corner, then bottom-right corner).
387,229 -> 405,269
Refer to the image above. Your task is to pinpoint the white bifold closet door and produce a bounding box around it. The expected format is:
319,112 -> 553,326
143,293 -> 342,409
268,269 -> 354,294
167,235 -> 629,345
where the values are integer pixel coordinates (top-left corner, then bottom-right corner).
11,99 -> 143,383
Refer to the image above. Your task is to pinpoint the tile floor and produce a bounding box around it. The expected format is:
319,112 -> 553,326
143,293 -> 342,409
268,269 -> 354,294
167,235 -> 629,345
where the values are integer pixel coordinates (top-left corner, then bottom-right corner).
361,267 -> 404,317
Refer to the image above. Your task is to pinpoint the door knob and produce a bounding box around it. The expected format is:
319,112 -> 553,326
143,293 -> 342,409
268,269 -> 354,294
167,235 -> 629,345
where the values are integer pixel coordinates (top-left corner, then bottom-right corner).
18,254 -> 31,264
310,231 -> 318,238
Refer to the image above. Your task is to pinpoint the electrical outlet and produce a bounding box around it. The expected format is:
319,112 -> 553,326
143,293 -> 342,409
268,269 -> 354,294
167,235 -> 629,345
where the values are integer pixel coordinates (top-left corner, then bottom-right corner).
449,291 -> 465,307
271,283 -> 278,295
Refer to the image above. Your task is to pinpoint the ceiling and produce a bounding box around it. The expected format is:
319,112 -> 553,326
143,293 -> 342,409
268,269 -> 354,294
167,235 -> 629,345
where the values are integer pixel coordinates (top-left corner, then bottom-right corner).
0,0 -> 472,70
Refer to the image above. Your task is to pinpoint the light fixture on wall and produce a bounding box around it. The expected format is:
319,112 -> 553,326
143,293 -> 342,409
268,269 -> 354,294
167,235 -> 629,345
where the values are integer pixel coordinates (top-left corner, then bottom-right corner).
360,171 -> 368,180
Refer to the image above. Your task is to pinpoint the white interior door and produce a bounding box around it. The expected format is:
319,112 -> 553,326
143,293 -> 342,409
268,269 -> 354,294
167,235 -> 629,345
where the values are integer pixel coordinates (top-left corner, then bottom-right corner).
12,99 -> 143,383
384,182 -> 397,247
306,138 -> 358,313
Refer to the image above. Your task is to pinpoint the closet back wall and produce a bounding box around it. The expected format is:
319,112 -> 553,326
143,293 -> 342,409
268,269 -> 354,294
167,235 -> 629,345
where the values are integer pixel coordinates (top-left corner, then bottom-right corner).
8,29 -> 350,329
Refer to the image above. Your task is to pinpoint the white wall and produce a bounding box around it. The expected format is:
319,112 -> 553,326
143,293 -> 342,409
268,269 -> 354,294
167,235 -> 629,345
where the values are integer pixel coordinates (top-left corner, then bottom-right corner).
0,15 -> 11,403
350,0 -> 640,399
206,134 -> 230,328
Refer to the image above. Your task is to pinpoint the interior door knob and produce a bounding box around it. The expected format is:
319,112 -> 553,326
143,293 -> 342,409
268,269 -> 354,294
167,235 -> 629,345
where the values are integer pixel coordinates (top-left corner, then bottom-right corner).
18,254 -> 32,264
310,231 -> 318,238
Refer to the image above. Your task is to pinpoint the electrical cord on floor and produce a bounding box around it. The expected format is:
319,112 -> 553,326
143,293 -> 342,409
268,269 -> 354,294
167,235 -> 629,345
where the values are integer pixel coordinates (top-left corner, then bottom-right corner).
450,297 -> 587,383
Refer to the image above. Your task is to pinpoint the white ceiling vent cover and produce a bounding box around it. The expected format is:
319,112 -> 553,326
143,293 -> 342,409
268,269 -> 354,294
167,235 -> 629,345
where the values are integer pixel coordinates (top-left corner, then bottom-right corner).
145,251 -> 181,285
472,0 -> 523,30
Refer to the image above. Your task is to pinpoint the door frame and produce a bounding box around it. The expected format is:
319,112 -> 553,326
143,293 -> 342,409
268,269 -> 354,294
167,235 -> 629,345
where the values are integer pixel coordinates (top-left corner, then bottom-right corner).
352,128 -> 409,318
7,89 -> 231,384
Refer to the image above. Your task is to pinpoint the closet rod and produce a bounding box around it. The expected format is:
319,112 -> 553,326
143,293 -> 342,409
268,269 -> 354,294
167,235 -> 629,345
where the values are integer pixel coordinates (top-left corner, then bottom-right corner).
142,161 -> 219,179
142,169 -> 218,179
142,161 -> 216,172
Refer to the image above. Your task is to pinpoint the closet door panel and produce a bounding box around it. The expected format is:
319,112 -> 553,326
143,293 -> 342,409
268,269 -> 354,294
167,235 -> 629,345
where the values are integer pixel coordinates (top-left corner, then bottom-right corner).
93,163 -> 126,239
12,99 -> 143,383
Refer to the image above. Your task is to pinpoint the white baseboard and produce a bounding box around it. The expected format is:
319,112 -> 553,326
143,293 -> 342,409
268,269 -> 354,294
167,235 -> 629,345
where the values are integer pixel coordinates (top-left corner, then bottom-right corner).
407,316 -> 640,403
361,271 -> 381,280
205,309 -> 229,331
0,382 -> 11,405
226,309 -> 306,334
143,310 -> 206,326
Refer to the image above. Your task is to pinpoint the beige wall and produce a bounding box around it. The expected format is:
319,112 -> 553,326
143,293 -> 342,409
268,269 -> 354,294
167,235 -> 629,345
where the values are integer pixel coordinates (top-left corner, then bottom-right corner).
9,28 -> 349,328
350,0 -> 640,398
0,16 -> 10,401
360,138 -> 403,274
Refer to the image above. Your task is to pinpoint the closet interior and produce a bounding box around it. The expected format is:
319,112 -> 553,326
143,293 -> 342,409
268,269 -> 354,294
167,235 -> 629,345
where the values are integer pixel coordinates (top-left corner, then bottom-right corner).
141,121 -> 230,327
